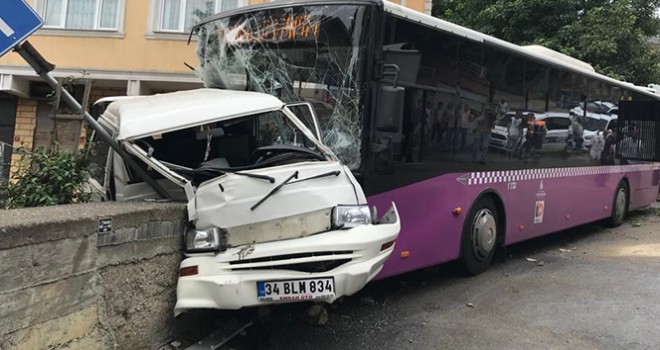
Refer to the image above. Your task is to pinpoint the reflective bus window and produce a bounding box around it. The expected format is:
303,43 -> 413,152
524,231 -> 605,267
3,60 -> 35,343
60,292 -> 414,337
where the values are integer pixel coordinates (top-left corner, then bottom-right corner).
524,60 -> 549,111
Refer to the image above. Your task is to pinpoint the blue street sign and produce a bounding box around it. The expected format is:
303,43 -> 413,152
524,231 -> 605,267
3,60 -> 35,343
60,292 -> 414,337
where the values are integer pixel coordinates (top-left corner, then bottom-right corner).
0,0 -> 43,57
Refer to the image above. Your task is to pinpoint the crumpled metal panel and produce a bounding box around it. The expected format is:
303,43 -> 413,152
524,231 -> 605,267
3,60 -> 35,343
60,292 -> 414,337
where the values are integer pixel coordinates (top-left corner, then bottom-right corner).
225,207 -> 332,247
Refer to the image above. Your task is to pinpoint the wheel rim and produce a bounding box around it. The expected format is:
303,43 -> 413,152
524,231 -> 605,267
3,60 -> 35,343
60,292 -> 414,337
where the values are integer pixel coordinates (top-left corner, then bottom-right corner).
471,208 -> 497,260
615,188 -> 626,221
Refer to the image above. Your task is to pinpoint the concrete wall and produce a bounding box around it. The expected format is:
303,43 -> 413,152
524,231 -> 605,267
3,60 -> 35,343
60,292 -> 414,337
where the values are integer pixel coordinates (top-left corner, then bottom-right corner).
0,202 -> 189,350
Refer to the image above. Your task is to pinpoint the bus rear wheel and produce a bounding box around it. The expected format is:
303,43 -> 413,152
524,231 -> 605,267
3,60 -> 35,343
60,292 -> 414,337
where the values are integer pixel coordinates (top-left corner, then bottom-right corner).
460,196 -> 499,275
608,181 -> 629,227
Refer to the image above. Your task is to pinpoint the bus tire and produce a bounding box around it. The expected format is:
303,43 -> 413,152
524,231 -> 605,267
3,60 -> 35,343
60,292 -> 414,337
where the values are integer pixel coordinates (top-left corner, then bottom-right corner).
608,180 -> 629,227
460,196 -> 499,275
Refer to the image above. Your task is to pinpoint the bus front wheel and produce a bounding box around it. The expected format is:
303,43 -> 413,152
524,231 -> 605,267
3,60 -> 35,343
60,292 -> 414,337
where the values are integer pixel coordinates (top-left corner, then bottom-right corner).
608,181 -> 629,227
460,196 -> 499,275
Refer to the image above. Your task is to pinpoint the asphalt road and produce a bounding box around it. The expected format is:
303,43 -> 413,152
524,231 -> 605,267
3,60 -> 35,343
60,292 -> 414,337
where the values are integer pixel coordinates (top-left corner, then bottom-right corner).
183,204 -> 660,350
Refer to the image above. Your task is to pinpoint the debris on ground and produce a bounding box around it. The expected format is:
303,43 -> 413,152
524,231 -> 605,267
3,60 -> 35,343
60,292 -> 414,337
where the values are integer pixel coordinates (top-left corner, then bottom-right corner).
302,304 -> 329,326
525,258 -> 538,262
466,303 -> 474,308
559,248 -> 573,252
360,296 -> 376,306
633,223 -> 642,227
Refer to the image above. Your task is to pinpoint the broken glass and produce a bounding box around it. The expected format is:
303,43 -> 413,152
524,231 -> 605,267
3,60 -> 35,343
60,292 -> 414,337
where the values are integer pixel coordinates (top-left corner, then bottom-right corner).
195,4 -> 370,170
129,110 -> 329,185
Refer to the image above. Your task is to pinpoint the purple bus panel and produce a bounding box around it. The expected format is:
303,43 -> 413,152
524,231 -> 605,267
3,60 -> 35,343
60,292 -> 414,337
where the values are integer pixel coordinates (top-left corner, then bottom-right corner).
368,164 -> 660,279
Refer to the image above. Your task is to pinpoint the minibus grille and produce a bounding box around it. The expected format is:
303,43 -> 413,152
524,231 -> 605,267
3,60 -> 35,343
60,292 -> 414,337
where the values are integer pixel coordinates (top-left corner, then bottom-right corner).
229,251 -> 354,273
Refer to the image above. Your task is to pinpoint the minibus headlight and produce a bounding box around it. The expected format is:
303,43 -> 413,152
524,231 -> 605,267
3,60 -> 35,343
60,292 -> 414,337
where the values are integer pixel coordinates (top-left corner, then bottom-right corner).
185,227 -> 224,252
333,205 -> 372,228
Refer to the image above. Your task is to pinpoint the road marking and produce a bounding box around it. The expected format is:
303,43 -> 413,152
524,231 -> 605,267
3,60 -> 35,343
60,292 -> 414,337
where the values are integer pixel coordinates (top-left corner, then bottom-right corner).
0,17 -> 15,37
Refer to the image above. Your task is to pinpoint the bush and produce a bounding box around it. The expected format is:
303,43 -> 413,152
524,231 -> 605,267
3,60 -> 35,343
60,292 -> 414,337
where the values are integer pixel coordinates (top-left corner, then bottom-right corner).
0,144 -> 94,209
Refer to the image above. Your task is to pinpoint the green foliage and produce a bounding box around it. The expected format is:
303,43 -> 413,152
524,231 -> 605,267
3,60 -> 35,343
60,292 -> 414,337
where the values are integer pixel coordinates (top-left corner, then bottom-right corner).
433,0 -> 660,85
0,143 -> 94,209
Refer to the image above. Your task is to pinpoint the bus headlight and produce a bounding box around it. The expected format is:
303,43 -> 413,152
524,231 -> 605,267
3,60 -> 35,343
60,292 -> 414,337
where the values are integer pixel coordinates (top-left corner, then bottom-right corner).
333,205 -> 372,228
185,227 -> 224,252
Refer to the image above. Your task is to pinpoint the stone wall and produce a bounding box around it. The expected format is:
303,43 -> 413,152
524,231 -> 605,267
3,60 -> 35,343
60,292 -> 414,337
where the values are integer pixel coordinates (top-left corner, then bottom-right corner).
0,202 -> 188,350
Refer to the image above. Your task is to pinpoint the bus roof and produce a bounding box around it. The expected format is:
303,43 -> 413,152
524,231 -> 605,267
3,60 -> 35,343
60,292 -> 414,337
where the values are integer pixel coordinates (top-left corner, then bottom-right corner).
192,0 -> 657,99
382,1 -> 658,99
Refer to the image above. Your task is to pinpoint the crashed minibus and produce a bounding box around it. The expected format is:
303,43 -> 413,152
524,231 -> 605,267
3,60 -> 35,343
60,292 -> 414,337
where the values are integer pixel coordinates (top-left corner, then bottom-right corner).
96,88 -> 399,313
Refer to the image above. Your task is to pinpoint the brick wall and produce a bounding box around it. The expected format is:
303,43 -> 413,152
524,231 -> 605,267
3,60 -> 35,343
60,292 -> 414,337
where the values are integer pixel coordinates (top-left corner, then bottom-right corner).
9,99 -> 37,176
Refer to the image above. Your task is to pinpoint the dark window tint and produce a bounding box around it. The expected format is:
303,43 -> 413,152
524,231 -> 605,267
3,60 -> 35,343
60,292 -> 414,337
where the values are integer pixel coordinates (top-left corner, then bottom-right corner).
545,117 -> 571,130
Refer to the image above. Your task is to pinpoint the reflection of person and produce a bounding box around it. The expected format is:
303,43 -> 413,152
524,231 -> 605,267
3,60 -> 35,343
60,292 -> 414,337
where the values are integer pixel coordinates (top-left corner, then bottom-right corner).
498,98 -> 508,119
620,127 -> 642,164
522,113 -> 547,160
589,130 -> 605,164
600,130 -> 616,165
472,111 -> 497,164
413,100 -> 430,148
431,101 -> 445,143
567,116 -> 585,150
456,103 -> 471,150
442,102 -> 461,152
506,110 -> 523,158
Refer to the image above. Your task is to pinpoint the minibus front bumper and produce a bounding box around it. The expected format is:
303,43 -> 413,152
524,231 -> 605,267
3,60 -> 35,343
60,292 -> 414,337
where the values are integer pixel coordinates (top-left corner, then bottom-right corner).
174,204 -> 399,313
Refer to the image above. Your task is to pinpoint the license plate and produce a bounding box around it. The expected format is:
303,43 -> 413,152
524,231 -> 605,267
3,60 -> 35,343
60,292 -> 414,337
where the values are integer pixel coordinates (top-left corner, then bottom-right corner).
545,137 -> 557,143
257,277 -> 335,302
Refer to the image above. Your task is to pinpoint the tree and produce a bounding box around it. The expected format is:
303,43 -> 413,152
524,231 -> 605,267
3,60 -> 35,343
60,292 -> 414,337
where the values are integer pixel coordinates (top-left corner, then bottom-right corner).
433,0 -> 660,85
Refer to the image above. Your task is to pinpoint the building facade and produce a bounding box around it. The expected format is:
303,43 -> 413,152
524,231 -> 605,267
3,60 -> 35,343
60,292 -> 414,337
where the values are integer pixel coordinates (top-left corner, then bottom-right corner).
0,0 -> 431,180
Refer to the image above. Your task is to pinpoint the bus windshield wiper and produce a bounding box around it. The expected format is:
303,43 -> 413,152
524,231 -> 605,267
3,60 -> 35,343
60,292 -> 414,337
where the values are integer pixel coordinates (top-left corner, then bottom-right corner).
250,171 -> 299,210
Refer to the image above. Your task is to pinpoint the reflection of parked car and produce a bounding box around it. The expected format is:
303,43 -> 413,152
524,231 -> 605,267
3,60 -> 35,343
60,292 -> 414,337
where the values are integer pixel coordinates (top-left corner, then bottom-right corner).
582,115 -> 614,146
571,100 -> 616,116
489,116 -> 511,150
518,112 -> 572,154
490,111 -> 539,151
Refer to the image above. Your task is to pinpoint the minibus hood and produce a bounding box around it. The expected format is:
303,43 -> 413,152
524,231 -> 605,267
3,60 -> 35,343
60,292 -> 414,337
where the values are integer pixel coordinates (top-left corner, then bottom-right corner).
191,161 -> 364,247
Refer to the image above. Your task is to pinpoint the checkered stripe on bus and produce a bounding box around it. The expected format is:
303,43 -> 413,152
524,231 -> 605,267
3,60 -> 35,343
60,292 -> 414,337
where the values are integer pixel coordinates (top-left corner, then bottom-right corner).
461,164 -> 659,186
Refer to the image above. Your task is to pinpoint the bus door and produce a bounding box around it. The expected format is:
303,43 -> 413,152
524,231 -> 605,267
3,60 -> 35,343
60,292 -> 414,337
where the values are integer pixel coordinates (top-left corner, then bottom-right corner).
616,100 -> 660,195
616,101 -> 660,163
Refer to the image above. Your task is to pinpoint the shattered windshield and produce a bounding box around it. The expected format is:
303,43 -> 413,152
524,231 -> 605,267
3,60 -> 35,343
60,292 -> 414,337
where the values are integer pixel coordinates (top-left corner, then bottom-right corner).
195,4 -> 370,170
132,110 -> 327,184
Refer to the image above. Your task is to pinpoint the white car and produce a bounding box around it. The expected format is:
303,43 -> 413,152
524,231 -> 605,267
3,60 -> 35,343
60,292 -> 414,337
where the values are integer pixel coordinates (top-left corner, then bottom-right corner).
570,100 -> 616,117
518,112 -> 571,155
582,114 -> 614,146
490,111 -> 538,151
96,89 -> 400,312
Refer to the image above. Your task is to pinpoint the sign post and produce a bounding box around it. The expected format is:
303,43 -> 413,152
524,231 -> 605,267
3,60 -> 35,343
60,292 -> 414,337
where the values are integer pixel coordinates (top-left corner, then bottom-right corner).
0,0 -> 43,57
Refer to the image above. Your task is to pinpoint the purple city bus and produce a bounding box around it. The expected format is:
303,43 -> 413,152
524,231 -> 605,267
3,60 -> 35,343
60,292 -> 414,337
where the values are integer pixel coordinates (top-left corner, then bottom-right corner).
193,0 -> 660,279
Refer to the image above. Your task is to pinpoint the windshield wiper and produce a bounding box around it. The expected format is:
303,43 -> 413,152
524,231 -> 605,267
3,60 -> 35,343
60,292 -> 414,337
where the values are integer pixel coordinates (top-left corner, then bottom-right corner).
287,170 -> 341,185
193,164 -> 275,184
250,171 -> 299,211
233,171 -> 275,183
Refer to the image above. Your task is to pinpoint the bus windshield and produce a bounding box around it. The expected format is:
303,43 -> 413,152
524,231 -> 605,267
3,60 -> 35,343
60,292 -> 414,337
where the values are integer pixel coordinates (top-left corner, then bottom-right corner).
195,4 -> 372,170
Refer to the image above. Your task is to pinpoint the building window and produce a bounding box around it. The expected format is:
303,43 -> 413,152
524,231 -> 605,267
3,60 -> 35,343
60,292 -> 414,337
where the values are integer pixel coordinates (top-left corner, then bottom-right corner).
42,0 -> 121,30
157,0 -> 241,33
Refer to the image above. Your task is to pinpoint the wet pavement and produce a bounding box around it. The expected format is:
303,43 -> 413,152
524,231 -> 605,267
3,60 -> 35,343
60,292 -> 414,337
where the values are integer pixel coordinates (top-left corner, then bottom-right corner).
179,203 -> 660,350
